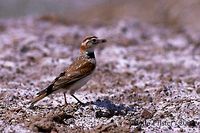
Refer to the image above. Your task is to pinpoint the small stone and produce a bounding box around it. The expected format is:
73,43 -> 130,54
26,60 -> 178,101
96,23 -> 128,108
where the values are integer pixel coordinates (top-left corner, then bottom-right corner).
141,109 -> 153,119
63,118 -> 75,125
160,114 -> 165,119
20,45 -> 30,53
134,125 -> 142,132
196,87 -> 200,94
52,112 -> 74,124
95,109 -> 114,118
34,121 -> 54,132
187,120 -> 196,127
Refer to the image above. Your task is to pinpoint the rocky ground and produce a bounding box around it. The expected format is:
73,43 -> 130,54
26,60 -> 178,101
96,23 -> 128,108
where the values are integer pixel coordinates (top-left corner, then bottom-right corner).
0,17 -> 200,133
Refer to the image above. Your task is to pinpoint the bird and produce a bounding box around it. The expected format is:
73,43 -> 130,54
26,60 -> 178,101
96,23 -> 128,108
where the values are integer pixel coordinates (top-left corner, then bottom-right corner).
30,36 -> 106,108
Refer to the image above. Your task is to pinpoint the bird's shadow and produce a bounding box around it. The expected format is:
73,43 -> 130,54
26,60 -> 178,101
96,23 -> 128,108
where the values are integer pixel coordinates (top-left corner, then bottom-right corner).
85,99 -> 135,117
28,98 -> 136,116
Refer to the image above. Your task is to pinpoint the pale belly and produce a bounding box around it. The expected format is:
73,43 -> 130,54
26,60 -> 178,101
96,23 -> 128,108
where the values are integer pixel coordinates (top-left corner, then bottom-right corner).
65,74 -> 92,95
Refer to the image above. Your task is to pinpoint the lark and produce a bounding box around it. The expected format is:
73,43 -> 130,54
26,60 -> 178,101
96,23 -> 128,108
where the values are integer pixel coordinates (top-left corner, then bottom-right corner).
30,36 -> 106,107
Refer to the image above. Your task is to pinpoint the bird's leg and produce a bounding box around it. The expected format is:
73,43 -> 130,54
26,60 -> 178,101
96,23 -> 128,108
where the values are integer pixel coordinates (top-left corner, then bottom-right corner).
63,92 -> 68,105
71,94 -> 84,105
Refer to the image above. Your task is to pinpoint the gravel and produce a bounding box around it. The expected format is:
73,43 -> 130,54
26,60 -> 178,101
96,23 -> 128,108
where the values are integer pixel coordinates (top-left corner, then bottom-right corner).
0,17 -> 200,132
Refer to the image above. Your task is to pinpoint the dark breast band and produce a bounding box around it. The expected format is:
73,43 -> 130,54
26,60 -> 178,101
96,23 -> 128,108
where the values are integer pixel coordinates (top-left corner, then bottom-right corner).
87,52 -> 95,58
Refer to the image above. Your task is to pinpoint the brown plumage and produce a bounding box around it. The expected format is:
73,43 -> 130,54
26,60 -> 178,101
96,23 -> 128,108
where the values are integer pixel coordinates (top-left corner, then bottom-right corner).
30,36 -> 106,108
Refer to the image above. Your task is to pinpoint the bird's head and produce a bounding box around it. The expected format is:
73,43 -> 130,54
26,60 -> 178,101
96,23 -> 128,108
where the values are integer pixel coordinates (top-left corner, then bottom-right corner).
80,36 -> 106,53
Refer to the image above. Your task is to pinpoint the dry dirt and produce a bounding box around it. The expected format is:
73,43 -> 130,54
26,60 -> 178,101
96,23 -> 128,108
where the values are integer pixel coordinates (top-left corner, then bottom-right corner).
0,17 -> 200,133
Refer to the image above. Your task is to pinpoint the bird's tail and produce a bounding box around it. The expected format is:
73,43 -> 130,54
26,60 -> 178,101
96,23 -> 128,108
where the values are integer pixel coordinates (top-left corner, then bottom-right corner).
30,84 -> 54,108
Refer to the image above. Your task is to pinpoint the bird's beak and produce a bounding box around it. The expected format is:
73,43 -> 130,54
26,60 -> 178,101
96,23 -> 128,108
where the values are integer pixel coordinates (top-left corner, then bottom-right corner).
98,39 -> 107,43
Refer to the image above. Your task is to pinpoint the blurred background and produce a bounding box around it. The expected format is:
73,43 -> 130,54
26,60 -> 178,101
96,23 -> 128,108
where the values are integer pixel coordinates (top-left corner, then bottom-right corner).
0,0 -> 200,30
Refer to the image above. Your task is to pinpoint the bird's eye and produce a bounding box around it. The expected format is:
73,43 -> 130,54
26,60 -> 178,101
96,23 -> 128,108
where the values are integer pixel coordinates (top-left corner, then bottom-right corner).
91,39 -> 97,43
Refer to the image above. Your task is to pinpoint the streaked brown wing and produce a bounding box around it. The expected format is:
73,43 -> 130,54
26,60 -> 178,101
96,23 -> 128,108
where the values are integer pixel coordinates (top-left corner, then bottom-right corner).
52,58 -> 95,90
